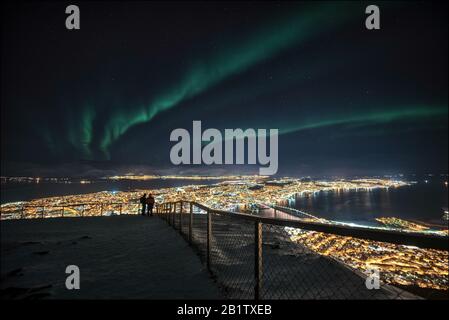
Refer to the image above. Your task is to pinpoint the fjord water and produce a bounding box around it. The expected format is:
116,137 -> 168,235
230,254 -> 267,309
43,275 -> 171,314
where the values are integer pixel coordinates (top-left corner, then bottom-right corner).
291,181 -> 448,226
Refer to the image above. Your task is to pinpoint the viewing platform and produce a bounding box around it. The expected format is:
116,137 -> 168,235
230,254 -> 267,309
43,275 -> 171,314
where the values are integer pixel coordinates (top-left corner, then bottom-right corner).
0,215 -> 220,299
1,201 -> 448,300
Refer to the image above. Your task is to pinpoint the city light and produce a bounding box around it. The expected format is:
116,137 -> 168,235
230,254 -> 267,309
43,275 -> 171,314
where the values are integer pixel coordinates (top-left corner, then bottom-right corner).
1,176 -> 447,291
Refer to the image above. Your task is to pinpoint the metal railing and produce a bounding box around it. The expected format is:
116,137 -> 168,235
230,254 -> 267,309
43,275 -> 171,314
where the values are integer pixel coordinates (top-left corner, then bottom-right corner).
155,201 -> 449,300
2,199 -> 447,299
0,201 -> 140,220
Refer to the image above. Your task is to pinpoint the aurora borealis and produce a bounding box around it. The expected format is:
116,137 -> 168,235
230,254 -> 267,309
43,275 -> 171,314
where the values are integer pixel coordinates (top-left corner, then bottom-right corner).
1,1 -> 448,176
97,3 -> 354,155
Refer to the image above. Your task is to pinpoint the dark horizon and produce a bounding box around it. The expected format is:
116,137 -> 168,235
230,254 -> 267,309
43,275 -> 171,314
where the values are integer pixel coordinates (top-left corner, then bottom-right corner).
1,161 -> 448,180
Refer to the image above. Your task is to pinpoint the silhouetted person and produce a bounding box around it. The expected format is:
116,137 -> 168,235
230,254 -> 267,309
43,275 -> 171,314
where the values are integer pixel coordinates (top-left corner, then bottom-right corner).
146,194 -> 155,216
139,193 -> 147,216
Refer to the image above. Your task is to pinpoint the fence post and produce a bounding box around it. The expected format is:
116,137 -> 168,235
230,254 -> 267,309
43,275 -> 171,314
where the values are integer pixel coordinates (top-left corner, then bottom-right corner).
180,201 -> 183,233
175,202 -> 179,229
81,205 -> 85,217
167,203 -> 170,222
100,203 -> 104,216
189,202 -> 193,244
41,207 -> 45,218
254,221 -> 263,300
168,203 -> 171,224
21,206 -> 24,219
61,206 -> 65,217
207,209 -> 212,271
120,204 -> 123,215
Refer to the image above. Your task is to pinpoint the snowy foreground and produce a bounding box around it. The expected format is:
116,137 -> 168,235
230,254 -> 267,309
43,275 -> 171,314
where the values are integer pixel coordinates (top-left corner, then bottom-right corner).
0,215 -> 221,299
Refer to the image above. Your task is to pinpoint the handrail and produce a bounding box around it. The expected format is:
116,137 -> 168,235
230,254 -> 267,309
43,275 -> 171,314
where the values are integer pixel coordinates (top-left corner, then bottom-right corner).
157,201 -> 449,251
0,201 -> 137,219
3,199 -> 447,250
2,202 -> 136,208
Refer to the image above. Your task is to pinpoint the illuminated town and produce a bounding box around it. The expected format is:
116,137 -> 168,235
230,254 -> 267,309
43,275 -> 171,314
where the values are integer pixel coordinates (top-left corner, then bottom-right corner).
1,177 -> 448,293
376,217 -> 432,232
287,228 -> 448,291
0,177 -> 410,218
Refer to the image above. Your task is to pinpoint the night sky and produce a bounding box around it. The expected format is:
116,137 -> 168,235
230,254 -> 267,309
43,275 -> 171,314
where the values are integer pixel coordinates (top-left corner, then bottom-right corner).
1,1 -> 448,177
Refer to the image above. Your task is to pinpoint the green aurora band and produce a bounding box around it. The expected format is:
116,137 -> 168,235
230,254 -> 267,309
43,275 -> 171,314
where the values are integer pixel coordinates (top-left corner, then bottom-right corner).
280,105 -> 448,136
86,3 -> 355,158
63,2 -> 446,160
203,105 -> 448,144
68,105 -> 96,157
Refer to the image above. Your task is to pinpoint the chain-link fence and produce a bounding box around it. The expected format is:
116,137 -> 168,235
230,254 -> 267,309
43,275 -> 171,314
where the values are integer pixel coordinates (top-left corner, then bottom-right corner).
156,201 -> 449,300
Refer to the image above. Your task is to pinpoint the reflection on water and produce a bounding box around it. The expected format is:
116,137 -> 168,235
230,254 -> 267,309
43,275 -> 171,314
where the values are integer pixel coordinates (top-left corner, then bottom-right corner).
289,182 -> 448,225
